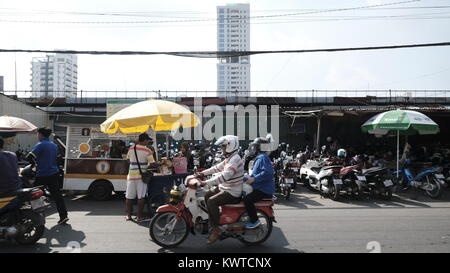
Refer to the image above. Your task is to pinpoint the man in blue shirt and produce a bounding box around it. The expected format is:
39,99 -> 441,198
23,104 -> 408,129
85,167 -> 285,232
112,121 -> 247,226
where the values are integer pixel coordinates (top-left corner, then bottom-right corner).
0,138 -> 21,195
28,127 -> 68,225
243,135 -> 275,229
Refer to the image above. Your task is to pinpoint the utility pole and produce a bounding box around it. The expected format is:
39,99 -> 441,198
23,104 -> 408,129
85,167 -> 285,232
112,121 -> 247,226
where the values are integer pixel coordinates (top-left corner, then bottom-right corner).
14,53 -> 17,97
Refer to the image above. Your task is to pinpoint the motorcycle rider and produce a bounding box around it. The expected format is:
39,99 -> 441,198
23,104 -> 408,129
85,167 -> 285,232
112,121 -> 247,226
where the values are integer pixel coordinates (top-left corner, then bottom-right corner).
197,135 -> 244,244
243,135 -> 275,229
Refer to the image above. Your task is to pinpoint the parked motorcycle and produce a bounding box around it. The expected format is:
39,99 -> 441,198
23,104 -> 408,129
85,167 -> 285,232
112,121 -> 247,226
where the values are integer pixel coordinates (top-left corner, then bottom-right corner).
299,146 -> 330,190
393,159 -> 446,199
191,144 -> 203,172
149,176 -> 275,248
315,165 -> 344,200
333,164 -> 361,199
0,186 -> 47,245
355,166 -> 394,200
275,163 -> 296,200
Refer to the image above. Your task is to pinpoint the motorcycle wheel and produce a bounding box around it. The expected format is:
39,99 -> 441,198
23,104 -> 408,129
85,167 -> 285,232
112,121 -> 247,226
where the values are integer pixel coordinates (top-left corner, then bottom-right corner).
239,210 -> 273,246
15,210 -> 45,245
285,186 -> 291,200
379,188 -> 393,200
149,211 -> 189,248
425,176 -> 443,199
329,181 -> 341,201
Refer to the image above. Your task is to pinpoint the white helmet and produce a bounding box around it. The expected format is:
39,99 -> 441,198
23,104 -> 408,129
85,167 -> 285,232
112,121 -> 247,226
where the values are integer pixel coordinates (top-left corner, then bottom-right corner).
215,135 -> 239,154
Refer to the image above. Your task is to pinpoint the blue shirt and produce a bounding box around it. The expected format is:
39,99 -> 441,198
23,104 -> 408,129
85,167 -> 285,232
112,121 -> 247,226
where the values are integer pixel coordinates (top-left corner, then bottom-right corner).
250,153 -> 275,195
0,151 -> 21,194
31,138 -> 59,177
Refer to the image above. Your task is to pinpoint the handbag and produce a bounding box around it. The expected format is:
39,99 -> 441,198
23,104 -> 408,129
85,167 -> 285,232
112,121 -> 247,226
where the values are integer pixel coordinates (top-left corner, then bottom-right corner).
134,145 -> 153,184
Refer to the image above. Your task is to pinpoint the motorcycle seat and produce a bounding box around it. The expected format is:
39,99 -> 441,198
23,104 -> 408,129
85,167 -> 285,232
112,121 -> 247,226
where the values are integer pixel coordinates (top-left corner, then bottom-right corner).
322,165 -> 343,170
222,200 -> 274,208
362,167 -> 386,175
0,188 -> 34,198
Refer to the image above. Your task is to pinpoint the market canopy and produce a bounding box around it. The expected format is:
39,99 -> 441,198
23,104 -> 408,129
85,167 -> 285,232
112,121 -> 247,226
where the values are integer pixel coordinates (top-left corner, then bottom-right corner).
100,99 -> 200,134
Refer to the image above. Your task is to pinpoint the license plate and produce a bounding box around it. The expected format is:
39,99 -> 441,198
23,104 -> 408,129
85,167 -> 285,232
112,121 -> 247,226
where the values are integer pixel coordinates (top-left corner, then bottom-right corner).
30,197 -> 45,210
285,178 -> 294,184
435,174 -> 444,179
356,176 -> 366,181
292,168 -> 298,172
384,180 -> 393,187
333,179 -> 343,185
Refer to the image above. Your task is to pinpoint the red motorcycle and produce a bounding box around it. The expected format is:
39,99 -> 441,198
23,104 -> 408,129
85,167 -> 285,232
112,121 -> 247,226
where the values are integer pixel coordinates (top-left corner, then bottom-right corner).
149,176 -> 276,248
334,163 -> 363,199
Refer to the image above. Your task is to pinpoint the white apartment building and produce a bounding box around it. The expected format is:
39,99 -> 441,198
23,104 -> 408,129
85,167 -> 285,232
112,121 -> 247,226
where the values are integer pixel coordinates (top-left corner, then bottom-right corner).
217,3 -> 250,97
31,53 -> 78,98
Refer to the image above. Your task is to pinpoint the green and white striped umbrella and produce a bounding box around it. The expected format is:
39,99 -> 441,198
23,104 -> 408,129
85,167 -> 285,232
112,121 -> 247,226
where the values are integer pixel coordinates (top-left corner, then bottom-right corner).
361,110 -> 439,136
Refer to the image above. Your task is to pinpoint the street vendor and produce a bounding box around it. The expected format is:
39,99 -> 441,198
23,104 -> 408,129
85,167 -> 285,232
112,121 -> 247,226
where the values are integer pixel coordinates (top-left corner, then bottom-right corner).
172,142 -> 194,174
125,133 -> 161,222
110,140 -> 128,159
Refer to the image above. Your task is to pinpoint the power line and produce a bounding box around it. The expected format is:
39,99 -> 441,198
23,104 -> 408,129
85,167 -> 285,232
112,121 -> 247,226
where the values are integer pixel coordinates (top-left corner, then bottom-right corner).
0,42 -> 449,58
0,0 -> 421,25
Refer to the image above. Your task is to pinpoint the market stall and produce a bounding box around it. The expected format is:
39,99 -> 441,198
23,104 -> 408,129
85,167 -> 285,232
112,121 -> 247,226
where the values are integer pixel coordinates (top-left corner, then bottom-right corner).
99,99 -> 199,205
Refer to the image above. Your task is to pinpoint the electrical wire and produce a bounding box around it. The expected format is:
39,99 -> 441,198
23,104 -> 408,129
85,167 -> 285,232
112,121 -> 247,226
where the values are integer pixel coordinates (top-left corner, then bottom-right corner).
0,0 -> 422,25
1,42 -> 449,58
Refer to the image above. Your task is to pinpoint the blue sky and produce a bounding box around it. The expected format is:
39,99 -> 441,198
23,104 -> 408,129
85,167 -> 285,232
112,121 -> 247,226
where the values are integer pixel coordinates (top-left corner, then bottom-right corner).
0,0 -> 449,94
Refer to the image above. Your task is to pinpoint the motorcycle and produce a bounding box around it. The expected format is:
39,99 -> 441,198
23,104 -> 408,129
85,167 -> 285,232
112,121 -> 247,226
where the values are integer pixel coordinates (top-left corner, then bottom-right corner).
299,146 -> 330,191
0,186 -> 47,245
393,159 -> 446,199
149,176 -> 276,248
315,165 -> 344,200
191,145 -> 203,172
275,163 -> 296,200
355,166 -> 394,200
332,164 -> 361,199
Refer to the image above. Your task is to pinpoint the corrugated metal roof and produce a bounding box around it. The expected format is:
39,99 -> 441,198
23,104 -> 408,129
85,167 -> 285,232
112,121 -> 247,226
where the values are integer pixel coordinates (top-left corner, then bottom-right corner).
281,105 -> 450,113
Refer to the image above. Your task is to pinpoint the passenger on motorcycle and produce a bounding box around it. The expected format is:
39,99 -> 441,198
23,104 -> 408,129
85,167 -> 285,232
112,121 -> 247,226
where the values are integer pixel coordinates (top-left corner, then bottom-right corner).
196,135 -> 244,244
0,138 -> 22,195
243,135 -> 275,229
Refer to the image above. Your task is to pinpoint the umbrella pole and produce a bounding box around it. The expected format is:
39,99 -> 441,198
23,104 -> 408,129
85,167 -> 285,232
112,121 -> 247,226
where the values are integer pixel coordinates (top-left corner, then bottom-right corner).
166,134 -> 169,158
152,130 -> 158,160
397,130 -> 399,179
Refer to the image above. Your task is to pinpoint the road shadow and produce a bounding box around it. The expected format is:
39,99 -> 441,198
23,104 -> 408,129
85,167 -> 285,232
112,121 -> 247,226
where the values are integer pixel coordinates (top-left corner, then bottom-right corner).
0,224 -> 86,253
274,189 -> 324,209
155,226 -> 302,253
60,193 -> 157,217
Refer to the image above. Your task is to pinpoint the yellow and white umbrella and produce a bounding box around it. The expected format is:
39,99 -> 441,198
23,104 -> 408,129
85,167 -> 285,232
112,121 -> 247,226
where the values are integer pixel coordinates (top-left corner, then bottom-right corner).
100,99 -> 199,134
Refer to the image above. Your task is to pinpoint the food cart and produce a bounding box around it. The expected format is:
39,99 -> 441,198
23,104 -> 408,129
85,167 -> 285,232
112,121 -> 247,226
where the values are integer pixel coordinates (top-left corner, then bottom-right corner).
62,124 -> 138,200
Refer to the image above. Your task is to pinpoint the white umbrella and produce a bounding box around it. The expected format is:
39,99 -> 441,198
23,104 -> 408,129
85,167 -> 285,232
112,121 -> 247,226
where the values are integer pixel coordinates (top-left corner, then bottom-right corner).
0,116 -> 38,135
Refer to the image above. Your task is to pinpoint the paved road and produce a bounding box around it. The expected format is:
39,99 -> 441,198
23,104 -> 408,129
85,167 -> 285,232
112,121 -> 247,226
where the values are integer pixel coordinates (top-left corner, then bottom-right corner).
1,187 -> 450,253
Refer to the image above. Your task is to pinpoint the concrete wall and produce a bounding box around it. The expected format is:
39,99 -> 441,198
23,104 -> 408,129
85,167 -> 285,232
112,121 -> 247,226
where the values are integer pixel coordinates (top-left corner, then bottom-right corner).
0,93 -> 53,152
